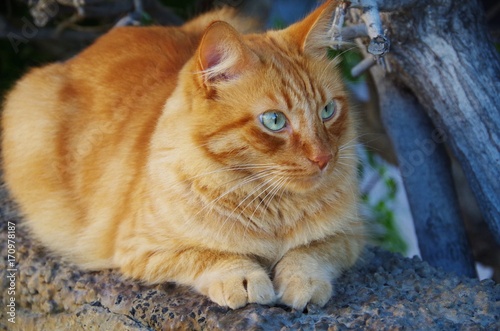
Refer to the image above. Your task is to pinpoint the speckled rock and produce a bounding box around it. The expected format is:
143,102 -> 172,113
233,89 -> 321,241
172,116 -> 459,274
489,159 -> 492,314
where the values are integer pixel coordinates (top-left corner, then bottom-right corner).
0,183 -> 498,331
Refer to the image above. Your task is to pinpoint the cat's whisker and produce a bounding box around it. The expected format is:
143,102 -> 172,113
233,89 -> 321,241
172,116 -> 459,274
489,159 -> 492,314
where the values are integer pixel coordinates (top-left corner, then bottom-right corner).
356,135 -> 388,147
263,176 -> 290,225
338,156 -> 357,161
195,169 -> 279,221
242,175 -> 287,240
338,147 -> 358,155
147,163 -> 279,194
329,45 -> 359,63
140,165 -> 282,226
337,136 -> 377,153
263,176 -> 288,212
277,177 -> 291,205
234,170 -> 285,216
243,175 -> 289,235
249,174 -> 286,222
337,162 -> 351,171
213,172 -> 282,236
338,140 -> 359,152
338,153 -> 357,158
337,152 -> 358,160
182,169 -> 277,227
216,173 -> 279,241
350,132 -> 373,141
339,133 -> 371,149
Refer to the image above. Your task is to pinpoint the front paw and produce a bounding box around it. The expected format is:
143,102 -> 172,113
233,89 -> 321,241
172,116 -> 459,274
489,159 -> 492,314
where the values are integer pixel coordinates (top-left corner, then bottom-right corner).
197,266 -> 275,309
274,257 -> 334,310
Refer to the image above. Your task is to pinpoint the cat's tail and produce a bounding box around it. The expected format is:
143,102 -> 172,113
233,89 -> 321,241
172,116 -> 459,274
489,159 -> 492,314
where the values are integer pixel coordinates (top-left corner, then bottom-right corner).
181,6 -> 261,35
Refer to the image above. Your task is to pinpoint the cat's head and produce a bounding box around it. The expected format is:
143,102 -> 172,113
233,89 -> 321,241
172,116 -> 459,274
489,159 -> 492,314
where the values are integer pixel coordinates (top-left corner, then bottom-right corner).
178,0 -> 356,193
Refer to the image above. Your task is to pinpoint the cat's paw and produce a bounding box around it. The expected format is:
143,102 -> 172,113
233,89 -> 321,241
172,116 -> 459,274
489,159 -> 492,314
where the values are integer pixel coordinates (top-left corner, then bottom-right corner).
198,267 -> 275,309
274,257 -> 334,310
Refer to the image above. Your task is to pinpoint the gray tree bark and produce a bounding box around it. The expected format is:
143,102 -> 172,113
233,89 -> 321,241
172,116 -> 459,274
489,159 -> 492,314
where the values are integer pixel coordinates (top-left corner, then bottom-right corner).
370,66 -> 477,277
378,0 -> 500,245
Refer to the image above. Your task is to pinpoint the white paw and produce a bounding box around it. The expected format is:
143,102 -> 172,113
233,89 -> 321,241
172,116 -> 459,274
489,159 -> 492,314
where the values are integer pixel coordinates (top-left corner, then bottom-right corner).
274,257 -> 334,310
198,267 -> 275,309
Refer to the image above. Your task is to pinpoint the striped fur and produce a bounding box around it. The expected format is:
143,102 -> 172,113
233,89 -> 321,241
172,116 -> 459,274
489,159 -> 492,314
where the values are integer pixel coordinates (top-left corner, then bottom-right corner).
2,0 -> 365,310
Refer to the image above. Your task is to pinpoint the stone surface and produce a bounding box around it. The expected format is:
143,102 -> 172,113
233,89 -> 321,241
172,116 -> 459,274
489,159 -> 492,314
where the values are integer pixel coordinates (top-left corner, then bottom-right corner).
1,183 -> 499,330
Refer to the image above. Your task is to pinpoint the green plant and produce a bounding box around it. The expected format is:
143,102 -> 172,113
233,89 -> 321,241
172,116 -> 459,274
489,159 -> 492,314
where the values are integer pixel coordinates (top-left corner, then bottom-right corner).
359,149 -> 408,254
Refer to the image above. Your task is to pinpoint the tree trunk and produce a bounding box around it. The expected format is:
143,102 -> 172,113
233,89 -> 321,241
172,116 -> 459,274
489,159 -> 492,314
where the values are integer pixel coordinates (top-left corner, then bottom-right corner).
370,66 -> 477,277
380,0 -> 500,244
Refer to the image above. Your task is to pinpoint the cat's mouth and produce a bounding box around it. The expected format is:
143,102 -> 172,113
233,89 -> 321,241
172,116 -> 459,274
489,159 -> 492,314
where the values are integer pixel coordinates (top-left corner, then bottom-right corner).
284,170 -> 326,192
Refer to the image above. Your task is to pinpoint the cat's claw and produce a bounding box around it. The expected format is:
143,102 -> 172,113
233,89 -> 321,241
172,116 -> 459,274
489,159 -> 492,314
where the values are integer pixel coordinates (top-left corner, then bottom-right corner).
202,269 -> 275,309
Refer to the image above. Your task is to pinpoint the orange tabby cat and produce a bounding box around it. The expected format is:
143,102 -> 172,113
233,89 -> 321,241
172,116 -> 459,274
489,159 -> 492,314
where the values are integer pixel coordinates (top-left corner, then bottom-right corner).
2,0 -> 365,309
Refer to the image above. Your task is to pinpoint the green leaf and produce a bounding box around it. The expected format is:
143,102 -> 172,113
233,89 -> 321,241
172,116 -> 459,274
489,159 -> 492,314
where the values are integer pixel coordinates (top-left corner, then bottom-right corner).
385,177 -> 398,199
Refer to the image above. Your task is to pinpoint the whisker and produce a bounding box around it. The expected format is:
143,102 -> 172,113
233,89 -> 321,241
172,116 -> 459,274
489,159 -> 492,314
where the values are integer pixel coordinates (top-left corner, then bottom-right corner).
149,163 -> 279,194
249,175 -> 286,221
215,171 -> 280,239
194,170 -> 276,220
338,134 -> 373,152
329,45 -> 359,63
242,175 -> 288,240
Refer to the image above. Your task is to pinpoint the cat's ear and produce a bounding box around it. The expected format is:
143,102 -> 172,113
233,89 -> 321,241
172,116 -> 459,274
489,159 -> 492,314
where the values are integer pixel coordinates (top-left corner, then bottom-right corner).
286,0 -> 336,58
197,21 -> 259,88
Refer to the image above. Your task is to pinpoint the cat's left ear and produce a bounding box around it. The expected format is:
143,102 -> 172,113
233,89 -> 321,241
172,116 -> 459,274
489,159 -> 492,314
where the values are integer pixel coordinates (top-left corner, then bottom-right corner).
286,0 -> 337,58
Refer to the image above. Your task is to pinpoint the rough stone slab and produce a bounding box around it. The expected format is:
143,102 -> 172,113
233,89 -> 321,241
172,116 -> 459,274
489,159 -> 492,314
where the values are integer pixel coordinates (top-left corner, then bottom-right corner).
1,184 -> 498,330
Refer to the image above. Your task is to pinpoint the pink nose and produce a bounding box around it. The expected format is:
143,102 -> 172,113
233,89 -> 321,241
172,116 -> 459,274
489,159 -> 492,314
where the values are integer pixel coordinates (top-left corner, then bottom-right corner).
309,153 -> 332,170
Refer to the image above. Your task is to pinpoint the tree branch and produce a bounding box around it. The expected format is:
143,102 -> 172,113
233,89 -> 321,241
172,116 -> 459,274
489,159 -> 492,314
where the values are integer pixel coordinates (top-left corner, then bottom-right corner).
15,0 -> 183,27
349,0 -> 419,11
0,13 -> 101,43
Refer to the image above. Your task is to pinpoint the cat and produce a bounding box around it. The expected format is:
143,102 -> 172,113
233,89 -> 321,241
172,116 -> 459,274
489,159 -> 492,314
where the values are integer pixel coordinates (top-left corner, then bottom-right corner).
2,0 -> 365,310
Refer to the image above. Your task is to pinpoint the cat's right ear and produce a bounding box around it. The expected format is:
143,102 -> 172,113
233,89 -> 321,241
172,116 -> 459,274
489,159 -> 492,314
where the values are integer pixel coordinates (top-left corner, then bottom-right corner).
196,21 -> 259,92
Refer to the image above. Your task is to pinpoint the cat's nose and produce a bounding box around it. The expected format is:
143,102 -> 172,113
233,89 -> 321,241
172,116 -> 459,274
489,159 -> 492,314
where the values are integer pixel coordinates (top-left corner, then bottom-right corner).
309,153 -> 332,170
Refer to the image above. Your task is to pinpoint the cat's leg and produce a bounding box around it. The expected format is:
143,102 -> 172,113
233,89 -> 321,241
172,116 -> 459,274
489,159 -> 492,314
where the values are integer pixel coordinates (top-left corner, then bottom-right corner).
274,231 -> 364,310
118,246 -> 275,309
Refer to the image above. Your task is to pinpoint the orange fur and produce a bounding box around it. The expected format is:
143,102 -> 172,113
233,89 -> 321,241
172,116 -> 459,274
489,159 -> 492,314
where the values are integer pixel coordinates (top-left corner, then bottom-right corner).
2,1 -> 365,310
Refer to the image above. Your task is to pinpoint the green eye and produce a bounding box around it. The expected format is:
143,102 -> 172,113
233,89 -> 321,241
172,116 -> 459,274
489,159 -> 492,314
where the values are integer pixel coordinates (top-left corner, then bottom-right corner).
321,100 -> 337,121
260,111 -> 287,131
